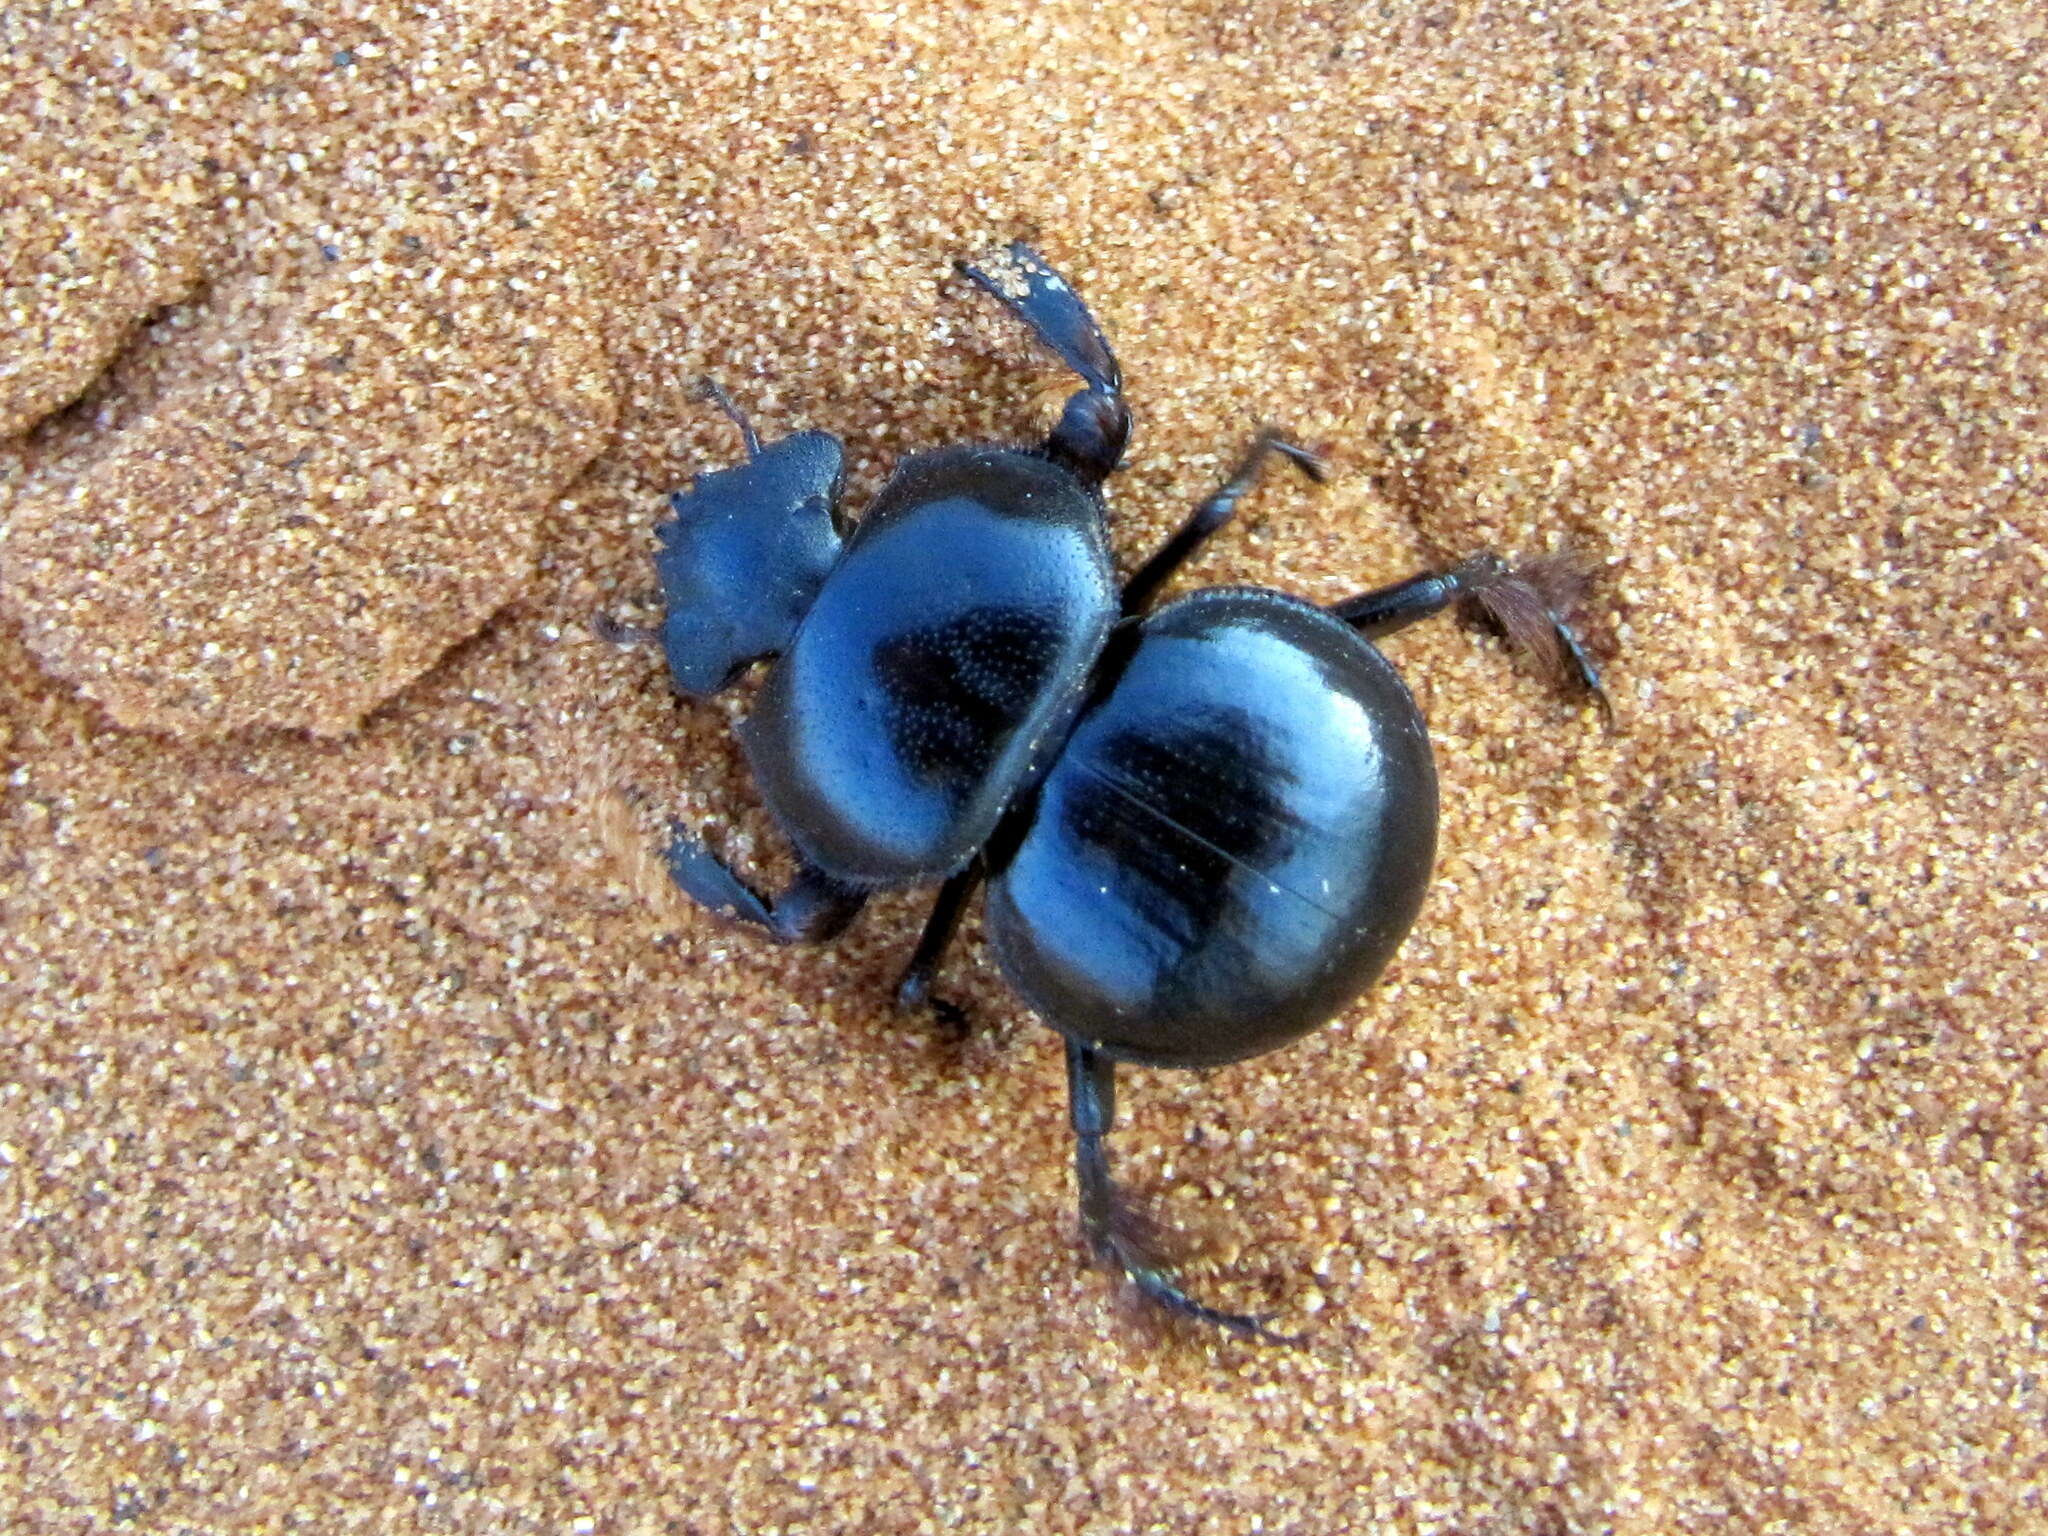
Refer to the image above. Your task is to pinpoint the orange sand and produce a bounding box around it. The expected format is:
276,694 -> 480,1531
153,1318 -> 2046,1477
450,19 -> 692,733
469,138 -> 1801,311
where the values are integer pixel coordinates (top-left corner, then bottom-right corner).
3,2 -> 2044,1530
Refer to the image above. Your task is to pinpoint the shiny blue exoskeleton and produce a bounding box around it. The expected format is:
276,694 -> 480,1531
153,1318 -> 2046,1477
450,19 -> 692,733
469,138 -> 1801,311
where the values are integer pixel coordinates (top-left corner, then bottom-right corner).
989,588 -> 1438,1071
743,445 -> 1116,883
613,244 -> 1608,1341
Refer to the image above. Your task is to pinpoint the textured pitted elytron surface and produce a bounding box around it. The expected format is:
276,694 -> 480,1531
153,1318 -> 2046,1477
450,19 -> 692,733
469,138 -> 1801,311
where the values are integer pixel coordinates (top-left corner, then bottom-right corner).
741,446 -> 1116,883
2,1 -> 2044,1532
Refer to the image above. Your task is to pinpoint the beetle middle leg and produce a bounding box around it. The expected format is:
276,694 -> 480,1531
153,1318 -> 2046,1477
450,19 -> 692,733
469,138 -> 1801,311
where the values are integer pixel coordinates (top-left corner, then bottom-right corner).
663,825 -> 867,943
894,862 -> 983,1035
1066,1041 -> 1297,1344
1121,429 -> 1326,615
1330,551 -> 1612,720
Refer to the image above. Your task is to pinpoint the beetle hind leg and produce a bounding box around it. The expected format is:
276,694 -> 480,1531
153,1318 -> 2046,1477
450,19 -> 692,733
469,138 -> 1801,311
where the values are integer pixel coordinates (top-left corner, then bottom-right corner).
1330,550 -> 1612,722
663,824 -> 867,944
1066,1042 -> 1300,1345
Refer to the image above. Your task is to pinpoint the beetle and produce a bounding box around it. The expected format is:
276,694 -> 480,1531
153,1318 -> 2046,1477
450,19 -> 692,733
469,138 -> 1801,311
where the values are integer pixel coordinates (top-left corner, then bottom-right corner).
605,244 -> 1606,1339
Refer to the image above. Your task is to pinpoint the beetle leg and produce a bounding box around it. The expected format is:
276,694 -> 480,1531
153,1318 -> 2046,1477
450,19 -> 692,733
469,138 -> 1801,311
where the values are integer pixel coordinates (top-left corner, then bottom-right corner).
961,242 -> 1132,481
591,612 -> 662,648
893,863 -> 983,1035
962,242 -> 1123,398
1330,551 -> 1612,722
663,824 -> 867,943
1065,1042 -> 1298,1344
1121,430 -> 1326,616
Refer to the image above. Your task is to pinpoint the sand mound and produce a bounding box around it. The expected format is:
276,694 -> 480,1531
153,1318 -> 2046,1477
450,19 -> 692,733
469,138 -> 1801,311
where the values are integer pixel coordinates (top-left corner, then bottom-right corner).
3,2 -> 2042,1531
3,213 -> 612,734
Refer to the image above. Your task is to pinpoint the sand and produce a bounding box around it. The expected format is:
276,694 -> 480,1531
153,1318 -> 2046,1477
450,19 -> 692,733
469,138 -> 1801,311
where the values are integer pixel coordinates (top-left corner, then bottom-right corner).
3,1 -> 2044,1530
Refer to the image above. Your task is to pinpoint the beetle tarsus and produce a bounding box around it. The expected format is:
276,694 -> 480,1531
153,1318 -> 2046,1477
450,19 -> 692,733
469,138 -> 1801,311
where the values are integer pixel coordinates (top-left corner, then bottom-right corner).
895,971 -> 971,1039
1077,1130 -> 1298,1345
1067,1041 -> 1294,1343
1329,549 -> 1612,718
1485,550 -> 1612,722
1556,624 -> 1613,726
1108,1233 -> 1300,1345
663,825 -> 867,943
892,864 -> 982,1037
1458,552 -> 1613,723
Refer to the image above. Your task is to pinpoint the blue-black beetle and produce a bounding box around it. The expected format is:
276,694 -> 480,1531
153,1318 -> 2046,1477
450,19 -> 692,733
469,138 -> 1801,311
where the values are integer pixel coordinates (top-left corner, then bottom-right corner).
607,244 -> 1606,1339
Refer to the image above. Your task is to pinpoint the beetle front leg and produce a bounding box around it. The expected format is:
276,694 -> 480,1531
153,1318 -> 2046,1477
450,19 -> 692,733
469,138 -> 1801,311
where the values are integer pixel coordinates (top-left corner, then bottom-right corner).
1330,551 -> 1612,721
961,242 -> 1131,481
663,825 -> 867,943
1065,1042 -> 1296,1344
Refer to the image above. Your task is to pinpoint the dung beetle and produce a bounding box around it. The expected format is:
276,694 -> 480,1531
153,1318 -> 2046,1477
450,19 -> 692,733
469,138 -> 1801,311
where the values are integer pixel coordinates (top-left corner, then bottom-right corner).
608,244 -> 1606,1340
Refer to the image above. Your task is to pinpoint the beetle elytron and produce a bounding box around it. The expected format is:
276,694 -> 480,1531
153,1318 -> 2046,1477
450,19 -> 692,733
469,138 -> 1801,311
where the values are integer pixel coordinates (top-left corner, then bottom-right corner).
606,244 -> 1605,1339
